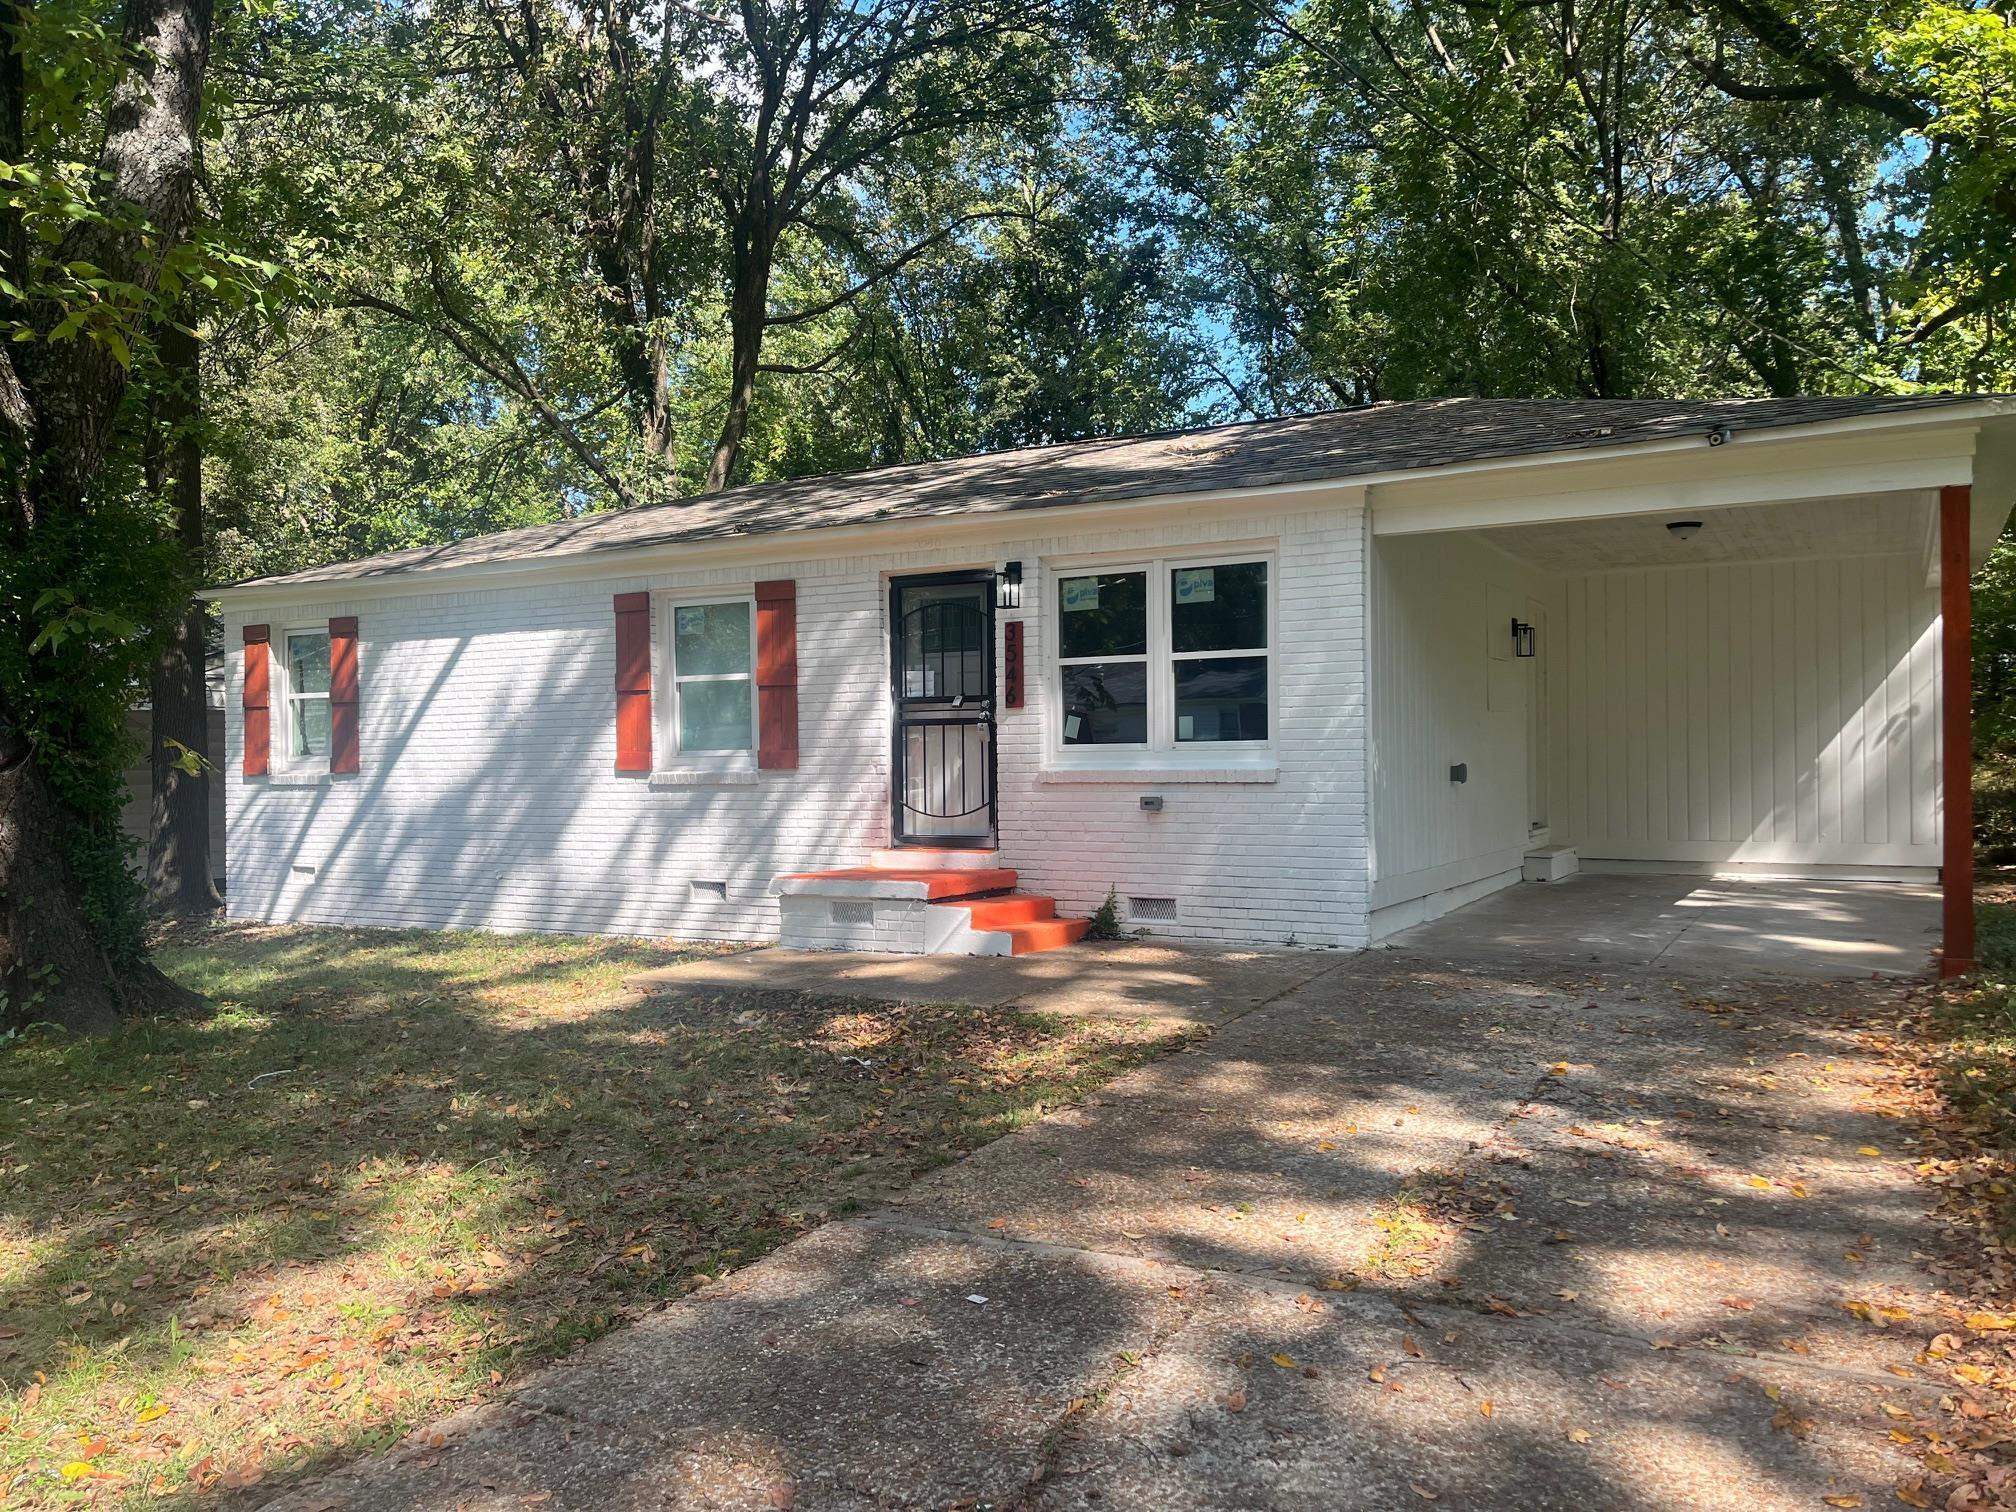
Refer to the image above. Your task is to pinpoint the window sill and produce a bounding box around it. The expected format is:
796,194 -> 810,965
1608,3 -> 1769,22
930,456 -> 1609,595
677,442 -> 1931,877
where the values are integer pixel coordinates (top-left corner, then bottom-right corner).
261,768 -> 334,788
648,766 -> 760,788
1037,761 -> 1278,785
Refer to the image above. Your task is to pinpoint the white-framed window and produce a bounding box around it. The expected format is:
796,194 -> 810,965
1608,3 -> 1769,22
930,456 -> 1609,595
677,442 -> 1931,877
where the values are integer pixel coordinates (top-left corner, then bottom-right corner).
659,596 -> 756,760
1051,553 -> 1272,758
279,627 -> 332,767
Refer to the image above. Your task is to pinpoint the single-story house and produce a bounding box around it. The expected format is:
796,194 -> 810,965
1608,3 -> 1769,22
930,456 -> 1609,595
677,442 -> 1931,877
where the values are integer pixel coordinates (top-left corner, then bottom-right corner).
203,396 -> 2015,970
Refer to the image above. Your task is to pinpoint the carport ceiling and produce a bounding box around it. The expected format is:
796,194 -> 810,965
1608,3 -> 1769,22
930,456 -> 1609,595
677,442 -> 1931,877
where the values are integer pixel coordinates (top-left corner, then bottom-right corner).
1477,490 -> 1936,573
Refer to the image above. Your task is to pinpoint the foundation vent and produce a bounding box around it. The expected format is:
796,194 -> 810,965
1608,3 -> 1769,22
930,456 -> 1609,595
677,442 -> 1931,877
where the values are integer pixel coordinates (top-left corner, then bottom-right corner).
832,900 -> 876,926
1128,895 -> 1178,922
690,878 -> 728,901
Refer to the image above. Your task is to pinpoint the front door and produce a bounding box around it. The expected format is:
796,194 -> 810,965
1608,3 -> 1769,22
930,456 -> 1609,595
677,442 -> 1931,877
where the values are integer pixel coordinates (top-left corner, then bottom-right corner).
890,572 -> 996,848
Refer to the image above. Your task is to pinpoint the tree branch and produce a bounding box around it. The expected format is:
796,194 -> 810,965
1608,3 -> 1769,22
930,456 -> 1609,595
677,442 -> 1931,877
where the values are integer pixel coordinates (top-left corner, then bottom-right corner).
339,288 -> 638,508
764,208 -> 1029,328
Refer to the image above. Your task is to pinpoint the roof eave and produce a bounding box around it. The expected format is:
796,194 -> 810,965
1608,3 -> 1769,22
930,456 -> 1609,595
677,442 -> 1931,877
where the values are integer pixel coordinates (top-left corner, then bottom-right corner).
201,397 -> 2014,608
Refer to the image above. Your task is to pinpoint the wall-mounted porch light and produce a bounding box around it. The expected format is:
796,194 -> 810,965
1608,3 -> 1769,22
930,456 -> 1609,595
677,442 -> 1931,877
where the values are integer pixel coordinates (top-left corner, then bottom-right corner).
998,560 -> 1023,610
1510,618 -> 1536,658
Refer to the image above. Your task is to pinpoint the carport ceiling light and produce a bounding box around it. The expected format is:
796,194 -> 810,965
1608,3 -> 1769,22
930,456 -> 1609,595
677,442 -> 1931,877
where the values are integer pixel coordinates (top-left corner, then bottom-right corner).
1666,520 -> 1704,541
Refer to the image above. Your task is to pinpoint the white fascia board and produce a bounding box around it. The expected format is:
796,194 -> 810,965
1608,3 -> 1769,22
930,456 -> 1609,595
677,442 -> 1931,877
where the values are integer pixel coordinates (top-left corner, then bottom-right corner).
201,476 -> 1369,611
1370,422 -> 1983,537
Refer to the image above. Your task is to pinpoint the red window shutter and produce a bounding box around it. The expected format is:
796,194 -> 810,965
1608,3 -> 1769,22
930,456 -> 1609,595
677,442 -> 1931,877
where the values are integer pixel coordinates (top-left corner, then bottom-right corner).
755,579 -> 798,770
242,624 -> 270,776
329,616 -> 360,774
613,592 -> 652,772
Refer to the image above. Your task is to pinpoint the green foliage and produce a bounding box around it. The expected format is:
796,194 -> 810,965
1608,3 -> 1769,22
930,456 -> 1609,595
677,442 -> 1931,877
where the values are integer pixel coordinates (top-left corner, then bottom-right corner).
0,0 -> 288,966
1,500 -> 183,961
1087,886 -> 1125,941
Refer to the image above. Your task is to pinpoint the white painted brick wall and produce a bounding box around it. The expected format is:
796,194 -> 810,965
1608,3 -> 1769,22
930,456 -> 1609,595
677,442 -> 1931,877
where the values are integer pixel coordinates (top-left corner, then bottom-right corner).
223,500 -> 1371,948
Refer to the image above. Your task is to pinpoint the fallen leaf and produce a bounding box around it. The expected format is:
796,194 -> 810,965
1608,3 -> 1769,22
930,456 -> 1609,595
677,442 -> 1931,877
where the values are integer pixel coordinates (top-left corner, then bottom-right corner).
1821,1497 -> 1861,1509
1566,1428 -> 1592,1445
1478,1399 -> 1494,1417
1964,1312 -> 2016,1332
1402,1335 -> 1423,1358
1769,1407 -> 1814,1439
1270,1353 -> 1298,1370
1223,1389 -> 1247,1413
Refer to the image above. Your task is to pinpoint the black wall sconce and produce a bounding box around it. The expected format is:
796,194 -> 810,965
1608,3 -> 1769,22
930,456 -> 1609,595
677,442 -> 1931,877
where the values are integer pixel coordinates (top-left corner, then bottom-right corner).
999,560 -> 1023,610
1510,618 -> 1536,658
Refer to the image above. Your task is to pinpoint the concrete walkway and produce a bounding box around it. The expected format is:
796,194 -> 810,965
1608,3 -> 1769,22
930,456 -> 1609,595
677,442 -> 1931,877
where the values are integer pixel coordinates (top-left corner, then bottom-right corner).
266,880 -> 1949,1511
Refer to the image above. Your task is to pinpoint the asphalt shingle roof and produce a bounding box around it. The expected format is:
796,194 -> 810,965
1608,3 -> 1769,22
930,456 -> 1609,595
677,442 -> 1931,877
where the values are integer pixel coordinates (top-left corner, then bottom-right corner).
221,395 -> 1982,591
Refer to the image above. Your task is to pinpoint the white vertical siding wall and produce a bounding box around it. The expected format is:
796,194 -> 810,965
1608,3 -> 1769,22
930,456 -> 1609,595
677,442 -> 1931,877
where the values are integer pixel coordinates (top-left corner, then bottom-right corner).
1368,533 -> 1560,930
1551,554 -> 1941,870
224,499 -> 1372,949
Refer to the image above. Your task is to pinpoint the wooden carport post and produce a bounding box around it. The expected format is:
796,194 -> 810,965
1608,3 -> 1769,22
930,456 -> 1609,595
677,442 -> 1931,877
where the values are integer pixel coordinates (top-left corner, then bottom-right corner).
1941,483 -> 1976,977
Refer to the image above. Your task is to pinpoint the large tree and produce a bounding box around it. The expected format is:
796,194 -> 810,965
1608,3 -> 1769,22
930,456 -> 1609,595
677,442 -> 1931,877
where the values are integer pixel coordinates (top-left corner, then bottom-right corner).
1103,0 -> 1944,407
1,0 -> 218,1028
380,0 -> 1085,491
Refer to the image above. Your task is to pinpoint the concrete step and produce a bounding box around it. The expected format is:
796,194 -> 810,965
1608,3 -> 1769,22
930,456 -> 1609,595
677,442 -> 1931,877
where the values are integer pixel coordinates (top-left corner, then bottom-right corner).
869,848 -> 1002,872
994,916 -> 1093,956
772,866 -> 1017,901
949,895 -> 1057,929
936,894 -> 1089,954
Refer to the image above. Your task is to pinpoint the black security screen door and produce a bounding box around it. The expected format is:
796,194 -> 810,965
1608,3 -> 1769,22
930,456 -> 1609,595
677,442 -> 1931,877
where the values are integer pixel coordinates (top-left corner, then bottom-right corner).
890,572 -> 996,848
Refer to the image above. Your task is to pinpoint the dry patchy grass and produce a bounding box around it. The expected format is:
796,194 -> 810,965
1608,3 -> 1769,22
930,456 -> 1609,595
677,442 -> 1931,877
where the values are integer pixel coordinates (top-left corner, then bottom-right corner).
0,922 -> 1194,1507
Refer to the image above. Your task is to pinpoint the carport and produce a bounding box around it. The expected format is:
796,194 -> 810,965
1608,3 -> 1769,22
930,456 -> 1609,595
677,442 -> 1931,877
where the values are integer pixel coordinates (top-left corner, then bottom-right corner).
1363,399 -> 2016,974
1382,871 -> 1941,979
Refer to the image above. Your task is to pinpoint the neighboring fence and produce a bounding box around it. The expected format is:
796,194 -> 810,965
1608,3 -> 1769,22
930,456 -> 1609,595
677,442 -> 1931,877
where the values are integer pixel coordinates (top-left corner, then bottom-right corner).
119,707 -> 227,885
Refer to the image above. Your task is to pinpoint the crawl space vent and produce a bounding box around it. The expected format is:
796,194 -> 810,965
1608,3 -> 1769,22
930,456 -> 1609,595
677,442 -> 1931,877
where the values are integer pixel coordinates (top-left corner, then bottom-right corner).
690,878 -> 727,901
832,900 -> 876,926
1128,895 -> 1178,922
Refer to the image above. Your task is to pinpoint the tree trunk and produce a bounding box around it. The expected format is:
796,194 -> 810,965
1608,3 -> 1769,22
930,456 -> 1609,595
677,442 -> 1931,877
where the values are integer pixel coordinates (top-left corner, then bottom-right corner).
0,0 -> 215,1032
146,320 -> 219,916
704,233 -> 772,494
0,704 -> 200,1031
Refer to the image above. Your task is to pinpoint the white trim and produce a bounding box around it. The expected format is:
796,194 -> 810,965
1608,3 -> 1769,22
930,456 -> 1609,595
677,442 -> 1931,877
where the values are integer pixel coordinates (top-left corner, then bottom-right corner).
263,769 -> 335,789
199,404 -> 2012,609
272,624 -> 333,776
1045,550 -> 1276,769
1036,764 -> 1278,784
652,591 -> 757,775
647,768 -> 760,788
1370,427 -> 1978,536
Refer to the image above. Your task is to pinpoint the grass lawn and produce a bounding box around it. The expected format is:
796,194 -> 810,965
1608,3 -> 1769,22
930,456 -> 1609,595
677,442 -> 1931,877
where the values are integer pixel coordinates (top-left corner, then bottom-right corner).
0,923 -> 1195,1507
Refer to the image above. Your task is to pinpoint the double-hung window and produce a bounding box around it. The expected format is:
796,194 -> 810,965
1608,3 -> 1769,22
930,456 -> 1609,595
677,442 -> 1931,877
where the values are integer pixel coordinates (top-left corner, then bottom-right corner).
282,629 -> 332,765
1054,555 -> 1271,756
667,599 -> 755,755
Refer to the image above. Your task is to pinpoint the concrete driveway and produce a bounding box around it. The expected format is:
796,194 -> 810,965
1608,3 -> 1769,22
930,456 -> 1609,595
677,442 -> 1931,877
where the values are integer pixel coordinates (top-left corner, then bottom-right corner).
266,878 -> 1949,1511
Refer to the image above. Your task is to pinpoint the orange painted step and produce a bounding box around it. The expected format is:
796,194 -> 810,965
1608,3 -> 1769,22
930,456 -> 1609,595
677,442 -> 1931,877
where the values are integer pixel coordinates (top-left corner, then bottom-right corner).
779,866 -> 1017,899
947,894 -> 1058,929
997,916 -> 1092,955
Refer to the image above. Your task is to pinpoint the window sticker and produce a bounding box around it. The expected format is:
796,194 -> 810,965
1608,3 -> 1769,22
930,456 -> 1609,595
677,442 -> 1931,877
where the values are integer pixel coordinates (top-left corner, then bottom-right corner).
1063,713 -> 1083,740
1178,714 -> 1195,739
1061,577 -> 1101,612
676,605 -> 704,635
1174,567 -> 1216,605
